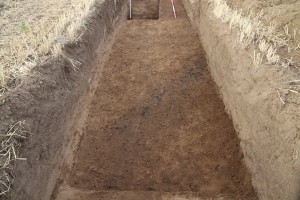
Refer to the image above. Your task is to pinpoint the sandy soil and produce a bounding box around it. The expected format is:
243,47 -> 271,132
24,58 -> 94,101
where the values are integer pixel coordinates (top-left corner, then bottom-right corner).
54,0 -> 256,199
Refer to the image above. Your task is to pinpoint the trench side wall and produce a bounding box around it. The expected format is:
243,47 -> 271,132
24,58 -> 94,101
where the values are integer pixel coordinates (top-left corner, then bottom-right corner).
0,1 -> 128,200
182,0 -> 300,199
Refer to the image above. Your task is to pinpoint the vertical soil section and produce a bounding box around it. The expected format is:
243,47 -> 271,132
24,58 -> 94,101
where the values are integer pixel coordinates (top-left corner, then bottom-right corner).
182,0 -> 300,199
56,0 -> 256,199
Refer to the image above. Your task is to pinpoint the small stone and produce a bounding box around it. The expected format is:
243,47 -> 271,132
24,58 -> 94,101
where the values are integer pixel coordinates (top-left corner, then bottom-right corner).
273,0 -> 282,5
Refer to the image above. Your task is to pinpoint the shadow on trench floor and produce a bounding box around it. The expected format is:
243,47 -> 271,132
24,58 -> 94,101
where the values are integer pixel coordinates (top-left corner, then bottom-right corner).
54,0 -> 257,199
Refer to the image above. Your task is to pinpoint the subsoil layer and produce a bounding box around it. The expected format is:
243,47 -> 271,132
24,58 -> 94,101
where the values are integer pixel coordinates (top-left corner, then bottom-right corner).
56,0 -> 256,199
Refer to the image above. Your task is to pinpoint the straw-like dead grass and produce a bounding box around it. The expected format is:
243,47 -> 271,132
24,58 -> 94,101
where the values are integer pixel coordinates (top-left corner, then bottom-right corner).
200,0 -> 299,69
0,0 -> 105,96
0,121 -> 31,197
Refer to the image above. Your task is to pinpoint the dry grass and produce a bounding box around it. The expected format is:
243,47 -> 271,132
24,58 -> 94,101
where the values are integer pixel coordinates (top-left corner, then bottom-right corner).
204,0 -> 298,69
0,0 -> 106,96
0,121 -> 31,197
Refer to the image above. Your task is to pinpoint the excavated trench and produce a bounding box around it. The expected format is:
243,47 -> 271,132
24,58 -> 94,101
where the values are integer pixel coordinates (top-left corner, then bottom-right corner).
3,0 -> 299,199
52,0 -> 257,199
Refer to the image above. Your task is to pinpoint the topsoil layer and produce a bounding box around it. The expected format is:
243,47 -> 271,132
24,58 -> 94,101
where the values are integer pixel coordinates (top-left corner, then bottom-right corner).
55,0 -> 256,199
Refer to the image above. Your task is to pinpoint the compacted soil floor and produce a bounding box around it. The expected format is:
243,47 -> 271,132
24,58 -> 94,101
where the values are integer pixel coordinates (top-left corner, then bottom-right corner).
55,0 -> 257,199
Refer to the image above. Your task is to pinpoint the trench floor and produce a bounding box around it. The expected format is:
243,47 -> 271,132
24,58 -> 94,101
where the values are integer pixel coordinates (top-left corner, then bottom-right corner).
55,0 -> 257,199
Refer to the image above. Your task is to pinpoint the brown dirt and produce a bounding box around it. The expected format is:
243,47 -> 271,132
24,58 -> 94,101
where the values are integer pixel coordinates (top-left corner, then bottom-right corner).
55,0 -> 257,199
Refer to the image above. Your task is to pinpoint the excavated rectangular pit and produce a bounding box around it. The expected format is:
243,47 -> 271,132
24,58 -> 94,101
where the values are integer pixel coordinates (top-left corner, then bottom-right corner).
130,0 -> 160,19
53,0 -> 257,199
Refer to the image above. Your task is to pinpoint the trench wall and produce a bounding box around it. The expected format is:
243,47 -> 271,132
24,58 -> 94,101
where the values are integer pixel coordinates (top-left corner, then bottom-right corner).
0,1 -> 128,200
182,0 -> 300,199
